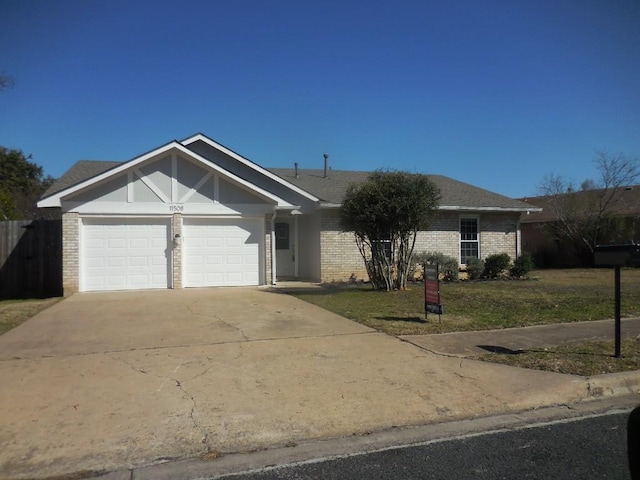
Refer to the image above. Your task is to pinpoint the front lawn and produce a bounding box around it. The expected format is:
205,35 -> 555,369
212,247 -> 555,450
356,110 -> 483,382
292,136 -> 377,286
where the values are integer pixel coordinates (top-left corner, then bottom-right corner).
288,268 -> 640,376
289,268 -> 640,335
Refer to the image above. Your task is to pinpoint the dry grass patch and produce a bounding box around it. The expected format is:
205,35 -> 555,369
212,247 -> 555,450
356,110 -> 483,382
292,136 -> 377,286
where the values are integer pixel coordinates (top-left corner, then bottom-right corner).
0,298 -> 61,335
476,338 -> 640,376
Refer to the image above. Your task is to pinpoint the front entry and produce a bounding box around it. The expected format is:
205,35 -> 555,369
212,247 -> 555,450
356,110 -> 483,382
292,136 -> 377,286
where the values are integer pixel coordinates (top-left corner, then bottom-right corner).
275,219 -> 296,278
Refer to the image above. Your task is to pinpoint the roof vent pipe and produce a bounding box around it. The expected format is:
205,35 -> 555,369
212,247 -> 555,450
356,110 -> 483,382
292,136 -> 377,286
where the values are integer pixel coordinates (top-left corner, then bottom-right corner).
294,162 -> 299,178
323,153 -> 329,178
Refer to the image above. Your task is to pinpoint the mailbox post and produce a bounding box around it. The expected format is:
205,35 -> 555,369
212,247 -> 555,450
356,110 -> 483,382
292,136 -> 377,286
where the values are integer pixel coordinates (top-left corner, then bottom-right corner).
594,244 -> 640,358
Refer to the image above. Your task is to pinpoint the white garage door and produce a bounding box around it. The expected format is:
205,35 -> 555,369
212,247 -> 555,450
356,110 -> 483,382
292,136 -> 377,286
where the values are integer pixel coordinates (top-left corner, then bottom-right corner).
82,218 -> 170,292
183,218 -> 262,287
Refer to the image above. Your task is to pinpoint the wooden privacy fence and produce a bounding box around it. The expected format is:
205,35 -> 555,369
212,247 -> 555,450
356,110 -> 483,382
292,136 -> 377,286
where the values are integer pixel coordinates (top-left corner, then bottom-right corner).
0,220 -> 62,299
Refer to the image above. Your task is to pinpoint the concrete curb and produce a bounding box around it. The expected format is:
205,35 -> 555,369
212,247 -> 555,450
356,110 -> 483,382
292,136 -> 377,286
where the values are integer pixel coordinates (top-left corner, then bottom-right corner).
586,370 -> 640,398
94,394 -> 640,480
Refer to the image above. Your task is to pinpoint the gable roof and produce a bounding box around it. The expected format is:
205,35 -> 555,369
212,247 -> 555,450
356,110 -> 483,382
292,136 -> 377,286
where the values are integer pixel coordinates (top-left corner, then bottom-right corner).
42,160 -> 121,198
39,133 -> 540,213
38,140 -> 293,208
181,133 -> 320,203
520,185 -> 640,223
268,168 -> 539,212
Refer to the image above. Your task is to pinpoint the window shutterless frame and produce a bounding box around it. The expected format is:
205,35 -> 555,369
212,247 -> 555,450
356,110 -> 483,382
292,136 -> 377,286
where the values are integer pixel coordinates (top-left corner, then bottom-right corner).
459,216 -> 479,264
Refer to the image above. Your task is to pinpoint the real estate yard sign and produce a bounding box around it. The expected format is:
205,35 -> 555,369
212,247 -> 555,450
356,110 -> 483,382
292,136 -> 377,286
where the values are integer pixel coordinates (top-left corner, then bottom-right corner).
424,263 -> 443,320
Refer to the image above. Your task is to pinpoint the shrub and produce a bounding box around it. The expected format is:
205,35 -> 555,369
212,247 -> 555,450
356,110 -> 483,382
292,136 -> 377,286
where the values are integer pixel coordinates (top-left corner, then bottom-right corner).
417,251 -> 459,282
510,252 -> 535,277
465,256 -> 484,280
484,253 -> 511,279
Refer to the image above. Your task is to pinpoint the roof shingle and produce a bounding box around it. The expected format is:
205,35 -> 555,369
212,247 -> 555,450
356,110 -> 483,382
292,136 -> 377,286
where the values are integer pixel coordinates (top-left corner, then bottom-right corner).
268,168 -> 537,210
42,159 -> 539,212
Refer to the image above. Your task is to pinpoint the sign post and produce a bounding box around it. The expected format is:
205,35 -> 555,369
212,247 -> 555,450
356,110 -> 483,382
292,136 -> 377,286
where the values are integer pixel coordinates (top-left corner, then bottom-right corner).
424,263 -> 443,322
594,244 -> 640,359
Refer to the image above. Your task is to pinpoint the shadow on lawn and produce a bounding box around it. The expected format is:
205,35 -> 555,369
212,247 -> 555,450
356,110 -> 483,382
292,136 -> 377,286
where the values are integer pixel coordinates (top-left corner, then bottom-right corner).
478,345 -> 621,358
478,345 -> 525,355
376,315 -> 426,323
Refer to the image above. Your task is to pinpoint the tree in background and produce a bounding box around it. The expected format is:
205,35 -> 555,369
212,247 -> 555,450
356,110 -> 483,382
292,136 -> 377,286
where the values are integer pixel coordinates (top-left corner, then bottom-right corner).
0,147 -> 55,220
341,170 -> 440,290
538,151 -> 640,264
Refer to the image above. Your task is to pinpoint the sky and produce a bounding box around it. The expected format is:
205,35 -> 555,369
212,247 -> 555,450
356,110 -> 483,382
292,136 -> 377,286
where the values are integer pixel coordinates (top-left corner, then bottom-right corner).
1,0 -> 639,199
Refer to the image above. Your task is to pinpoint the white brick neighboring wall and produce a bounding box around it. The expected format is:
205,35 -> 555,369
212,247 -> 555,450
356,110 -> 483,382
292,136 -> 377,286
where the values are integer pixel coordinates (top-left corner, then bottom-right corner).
62,212 -> 80,296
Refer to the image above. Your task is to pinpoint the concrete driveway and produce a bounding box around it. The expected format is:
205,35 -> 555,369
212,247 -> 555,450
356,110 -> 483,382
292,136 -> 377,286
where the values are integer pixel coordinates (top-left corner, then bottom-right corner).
0,288 -> 590,479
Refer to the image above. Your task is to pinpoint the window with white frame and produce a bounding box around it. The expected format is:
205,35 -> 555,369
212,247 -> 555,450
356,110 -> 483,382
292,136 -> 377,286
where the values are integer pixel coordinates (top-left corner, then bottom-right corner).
460,217 -> 479,264
371,233 -> 392,260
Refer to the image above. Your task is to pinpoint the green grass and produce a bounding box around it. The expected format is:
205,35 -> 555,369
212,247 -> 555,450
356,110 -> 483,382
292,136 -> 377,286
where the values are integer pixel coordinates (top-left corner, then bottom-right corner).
289,268 -> 640,335
288,268 -> 640,376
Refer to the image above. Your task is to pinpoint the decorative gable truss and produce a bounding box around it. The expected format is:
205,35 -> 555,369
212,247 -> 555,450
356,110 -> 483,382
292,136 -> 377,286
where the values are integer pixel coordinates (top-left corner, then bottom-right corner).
39,142 -> 296,216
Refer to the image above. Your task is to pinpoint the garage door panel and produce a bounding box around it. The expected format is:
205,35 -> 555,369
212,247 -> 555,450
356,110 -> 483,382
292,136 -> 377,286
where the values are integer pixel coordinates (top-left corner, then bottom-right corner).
107,257 -> 127,267
183,218 -> 262,287
82,219 -> 170,292
130,256 -> 149,267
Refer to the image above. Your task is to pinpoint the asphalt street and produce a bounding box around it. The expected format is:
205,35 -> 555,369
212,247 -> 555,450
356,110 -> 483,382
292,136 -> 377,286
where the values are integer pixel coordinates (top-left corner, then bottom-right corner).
215,410 -> 633,480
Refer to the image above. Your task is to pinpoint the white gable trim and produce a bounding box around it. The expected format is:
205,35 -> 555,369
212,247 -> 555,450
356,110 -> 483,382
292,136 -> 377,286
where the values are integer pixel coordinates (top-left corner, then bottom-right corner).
38,141 -> 295,208
181,133 -> 320,203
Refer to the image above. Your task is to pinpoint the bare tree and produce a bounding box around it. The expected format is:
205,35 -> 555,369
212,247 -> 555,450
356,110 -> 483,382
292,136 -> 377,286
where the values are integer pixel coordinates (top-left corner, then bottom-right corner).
539,151 -> 640,263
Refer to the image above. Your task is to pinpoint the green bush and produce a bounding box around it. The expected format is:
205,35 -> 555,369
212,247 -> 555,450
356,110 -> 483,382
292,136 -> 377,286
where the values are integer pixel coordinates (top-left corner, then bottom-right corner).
465,256 -> 484,280
510,252 -> 535,277
484,253 -> 511,279
417,251 -> 459,282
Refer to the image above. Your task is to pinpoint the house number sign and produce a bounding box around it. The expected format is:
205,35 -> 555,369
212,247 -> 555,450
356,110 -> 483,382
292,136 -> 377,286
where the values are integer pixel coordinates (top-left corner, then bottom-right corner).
169,204 -> 184,212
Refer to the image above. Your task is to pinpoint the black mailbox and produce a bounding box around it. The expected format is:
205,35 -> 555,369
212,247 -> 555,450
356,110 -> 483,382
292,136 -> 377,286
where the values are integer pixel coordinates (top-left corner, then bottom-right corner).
594,244 -> 640,266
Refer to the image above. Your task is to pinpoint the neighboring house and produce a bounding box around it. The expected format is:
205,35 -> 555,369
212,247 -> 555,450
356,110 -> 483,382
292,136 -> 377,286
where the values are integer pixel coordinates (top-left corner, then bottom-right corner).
520,186 -> 640,267
39,133 -> 540,295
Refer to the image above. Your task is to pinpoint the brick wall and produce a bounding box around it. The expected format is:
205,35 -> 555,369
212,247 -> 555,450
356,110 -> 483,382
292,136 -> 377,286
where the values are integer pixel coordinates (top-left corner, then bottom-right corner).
62,212 -> 79,296
414,214 -> 459,259
319,209 -> 367,283
265,214 -> 273,284
318,210 -> 523,282
171,213 -> 182,288
480,214 -> 519,260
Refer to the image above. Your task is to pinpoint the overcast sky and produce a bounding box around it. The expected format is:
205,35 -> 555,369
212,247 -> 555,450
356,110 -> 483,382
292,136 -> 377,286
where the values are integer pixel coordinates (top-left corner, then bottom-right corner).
1,0 -> 639,198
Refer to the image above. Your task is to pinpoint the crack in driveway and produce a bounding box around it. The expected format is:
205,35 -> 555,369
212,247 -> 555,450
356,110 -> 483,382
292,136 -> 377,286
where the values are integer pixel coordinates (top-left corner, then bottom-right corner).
107,352 -> 213,454
186,301 -> 249,342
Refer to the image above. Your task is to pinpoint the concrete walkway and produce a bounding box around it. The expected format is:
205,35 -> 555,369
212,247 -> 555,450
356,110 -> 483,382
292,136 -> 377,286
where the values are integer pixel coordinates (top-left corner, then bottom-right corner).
0,290 -> 639,479
402,317 -> 640,357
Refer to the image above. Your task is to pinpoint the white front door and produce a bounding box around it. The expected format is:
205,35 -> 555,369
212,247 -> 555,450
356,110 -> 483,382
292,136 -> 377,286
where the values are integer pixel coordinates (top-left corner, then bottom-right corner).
183,218 -> 263,287
275,219 -> 295,278
82,218 -> 171,292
